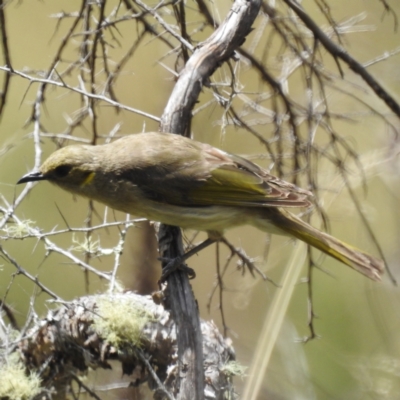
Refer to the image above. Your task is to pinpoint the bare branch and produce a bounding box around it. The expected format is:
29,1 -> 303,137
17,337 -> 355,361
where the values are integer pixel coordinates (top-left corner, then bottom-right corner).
15,293 -> 236,399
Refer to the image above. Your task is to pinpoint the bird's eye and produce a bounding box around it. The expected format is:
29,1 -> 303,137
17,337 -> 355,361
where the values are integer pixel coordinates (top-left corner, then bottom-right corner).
54,165 -> 72,178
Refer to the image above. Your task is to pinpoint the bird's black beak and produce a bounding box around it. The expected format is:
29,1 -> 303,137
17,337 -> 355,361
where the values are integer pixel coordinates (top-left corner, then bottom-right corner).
17,171 -> 47,184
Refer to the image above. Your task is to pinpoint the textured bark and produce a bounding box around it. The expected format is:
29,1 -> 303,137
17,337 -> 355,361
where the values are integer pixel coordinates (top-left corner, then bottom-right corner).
158,0 -> 261,398
18,293 -> 236,399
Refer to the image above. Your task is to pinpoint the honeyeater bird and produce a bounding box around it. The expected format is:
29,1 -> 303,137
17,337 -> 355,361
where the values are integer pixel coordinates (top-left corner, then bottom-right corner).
17,132 -> 384,281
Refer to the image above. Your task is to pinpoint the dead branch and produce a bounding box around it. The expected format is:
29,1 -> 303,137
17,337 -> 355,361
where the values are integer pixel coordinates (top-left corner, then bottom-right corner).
157,0 -> 261,398
14,293 -> 236,400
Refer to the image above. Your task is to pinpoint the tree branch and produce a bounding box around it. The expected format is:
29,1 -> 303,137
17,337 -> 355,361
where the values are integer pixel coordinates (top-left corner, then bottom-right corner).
158,0 -> 261,398
17,293 -> 237,399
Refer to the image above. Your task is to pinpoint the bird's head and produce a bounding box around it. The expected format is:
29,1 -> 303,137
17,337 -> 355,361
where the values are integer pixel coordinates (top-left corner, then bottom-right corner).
17,145 -> 100,194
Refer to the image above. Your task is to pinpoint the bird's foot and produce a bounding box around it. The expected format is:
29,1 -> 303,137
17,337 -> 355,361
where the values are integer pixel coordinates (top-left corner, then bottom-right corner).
158,256 -> 196,282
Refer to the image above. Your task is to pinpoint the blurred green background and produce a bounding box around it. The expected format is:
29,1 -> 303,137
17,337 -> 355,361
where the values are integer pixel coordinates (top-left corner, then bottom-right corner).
1,1 -> 400,399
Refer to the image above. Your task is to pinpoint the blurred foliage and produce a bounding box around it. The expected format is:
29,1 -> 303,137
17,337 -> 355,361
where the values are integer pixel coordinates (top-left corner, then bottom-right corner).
0,0 -> 400,399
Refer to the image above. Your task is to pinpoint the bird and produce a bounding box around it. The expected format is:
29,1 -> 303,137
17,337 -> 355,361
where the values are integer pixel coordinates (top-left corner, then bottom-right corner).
17,131 -> 384,281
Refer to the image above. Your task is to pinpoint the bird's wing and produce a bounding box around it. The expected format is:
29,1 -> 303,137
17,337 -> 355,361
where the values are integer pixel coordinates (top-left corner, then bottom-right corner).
187,168 -> 310,207
185,151 -> 311,207
127,140 -> 312,208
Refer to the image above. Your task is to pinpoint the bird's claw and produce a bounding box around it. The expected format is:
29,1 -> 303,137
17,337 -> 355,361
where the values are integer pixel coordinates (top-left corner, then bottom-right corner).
158,256 -> 196,282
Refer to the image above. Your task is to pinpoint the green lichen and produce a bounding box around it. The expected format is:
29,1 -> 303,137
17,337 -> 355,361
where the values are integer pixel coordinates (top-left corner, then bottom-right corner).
2,220 -> 36,238
93,297 -> 154,348
221,360 -> 247,377
0,354 -> 41,400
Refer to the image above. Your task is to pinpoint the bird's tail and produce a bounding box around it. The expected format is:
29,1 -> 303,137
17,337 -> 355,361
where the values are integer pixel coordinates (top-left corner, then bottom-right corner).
259,208 -> 384,281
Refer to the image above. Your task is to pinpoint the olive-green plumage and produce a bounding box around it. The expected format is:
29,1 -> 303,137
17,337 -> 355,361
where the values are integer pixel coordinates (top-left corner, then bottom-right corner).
17,132 -> 384,281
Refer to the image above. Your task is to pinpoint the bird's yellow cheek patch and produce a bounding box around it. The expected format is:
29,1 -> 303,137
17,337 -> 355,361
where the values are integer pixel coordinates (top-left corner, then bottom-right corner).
81,172 -> 96,187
